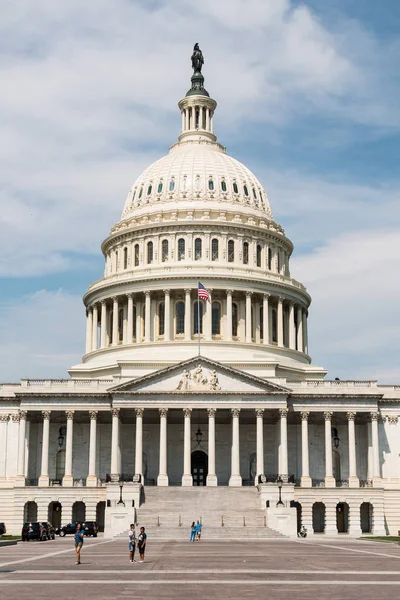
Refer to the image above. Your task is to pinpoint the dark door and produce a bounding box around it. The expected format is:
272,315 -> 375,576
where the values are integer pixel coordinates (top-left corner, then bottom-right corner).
191,451 -> 208,486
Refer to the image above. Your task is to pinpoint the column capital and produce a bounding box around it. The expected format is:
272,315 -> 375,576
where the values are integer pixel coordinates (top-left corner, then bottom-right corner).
18,410 -> 27,420
42,410 -> 51,420
89,410 -> 98,420
245,291 -> 253,298
279,408 -> 288,417
231,408 -> 241,418
159,408 -> 168,418
100,299 -> 107,306
347,411 -> 356,421
301,411 -> 310,421
111,408 -> 120,418
183,408 -> 192,418
66,410 -> 75,420
226,289 -> 234,297
144,290 -> 151,298
111,295 -> 119,302
207,408 -> 216,418
184,288 -> 191,295
126,292 -> 134,300
0,414 -> 9,422
12,414 -> 20,423
323,411 -> 333,421
163,289 -> 171,296
370,411 -> 379,421
135,408 -> 144,418
277,296 -> 285,304
255,409 -> 264,418
263,293 -> 270,300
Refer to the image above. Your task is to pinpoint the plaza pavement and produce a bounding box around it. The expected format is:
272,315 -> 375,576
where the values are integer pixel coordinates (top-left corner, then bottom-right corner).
1,536 -> 400,599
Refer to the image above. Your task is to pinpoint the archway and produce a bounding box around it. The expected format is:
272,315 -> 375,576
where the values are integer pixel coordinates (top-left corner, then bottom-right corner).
360,502 -> 373,533
48,501 -> 62,529
96,501 -> 106,532
312,502 -> 325,533
191,451 -> 208,486
24,501 -> 38,523
72,501 -> 86,522
336,502 -> 349,533
291,501 -> 302,533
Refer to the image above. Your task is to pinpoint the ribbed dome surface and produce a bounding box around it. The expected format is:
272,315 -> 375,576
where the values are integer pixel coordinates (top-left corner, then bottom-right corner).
121,141 -> 273,220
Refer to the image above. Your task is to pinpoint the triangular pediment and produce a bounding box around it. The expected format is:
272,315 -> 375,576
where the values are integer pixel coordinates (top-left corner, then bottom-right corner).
109,356 -> 290,395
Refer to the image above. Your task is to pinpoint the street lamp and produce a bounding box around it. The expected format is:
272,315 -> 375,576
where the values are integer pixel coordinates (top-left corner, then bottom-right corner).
195,427 -> 203,445
58,426 -> 66,447
117,482 -> 125,506
276,476 -> 284,507
332,427 -> 340,449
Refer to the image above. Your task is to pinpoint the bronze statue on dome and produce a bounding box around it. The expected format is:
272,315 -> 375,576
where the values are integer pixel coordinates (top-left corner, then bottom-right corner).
191,43 -> 204,74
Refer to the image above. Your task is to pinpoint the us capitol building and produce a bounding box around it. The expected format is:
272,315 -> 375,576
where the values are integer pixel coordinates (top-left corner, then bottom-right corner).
1,46 -> 399,538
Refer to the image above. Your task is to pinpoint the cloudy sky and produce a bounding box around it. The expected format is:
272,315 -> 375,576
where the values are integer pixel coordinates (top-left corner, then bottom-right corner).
0,0 -> 399,383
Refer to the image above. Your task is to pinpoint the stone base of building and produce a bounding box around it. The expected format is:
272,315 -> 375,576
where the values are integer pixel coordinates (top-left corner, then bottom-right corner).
86,475 -> 98,487
206,474 -> 218,486
181,474 -> 193,486
38,475 -> 49,487
157,474 -> 169,486
229,474 -> 242,486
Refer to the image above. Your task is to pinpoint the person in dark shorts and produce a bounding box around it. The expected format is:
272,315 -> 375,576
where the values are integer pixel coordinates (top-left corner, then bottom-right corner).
128,523 -> 136,563
74,523 -> 84,565
137,526 -> 147,562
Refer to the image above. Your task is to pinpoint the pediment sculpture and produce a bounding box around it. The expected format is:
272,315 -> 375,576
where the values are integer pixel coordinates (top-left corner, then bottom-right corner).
176,364 -> 221,391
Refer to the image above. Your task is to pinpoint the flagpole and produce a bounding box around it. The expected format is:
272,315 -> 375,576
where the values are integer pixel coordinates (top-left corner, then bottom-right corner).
197,295 -> 201,356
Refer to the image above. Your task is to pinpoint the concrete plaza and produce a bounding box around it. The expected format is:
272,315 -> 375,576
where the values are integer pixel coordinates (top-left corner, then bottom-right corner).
1,536 -> 400,599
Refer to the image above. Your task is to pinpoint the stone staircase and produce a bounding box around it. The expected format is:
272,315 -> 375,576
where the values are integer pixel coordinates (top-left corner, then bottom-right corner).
116,487 -> 286,539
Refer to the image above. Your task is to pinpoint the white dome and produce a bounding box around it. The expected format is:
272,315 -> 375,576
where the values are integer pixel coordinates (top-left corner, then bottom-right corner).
121,141 -> 273,221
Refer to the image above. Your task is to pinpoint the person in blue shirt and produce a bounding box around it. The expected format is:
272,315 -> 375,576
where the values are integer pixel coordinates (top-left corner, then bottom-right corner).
190,521 -> 196,542
74,523 -> 84,565
195,520 -> 202,541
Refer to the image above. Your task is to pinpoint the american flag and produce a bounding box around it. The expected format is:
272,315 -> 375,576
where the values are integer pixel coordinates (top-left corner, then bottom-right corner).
198,282 -> 210,302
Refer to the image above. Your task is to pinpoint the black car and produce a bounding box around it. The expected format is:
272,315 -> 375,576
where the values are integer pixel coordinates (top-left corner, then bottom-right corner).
59,521 -> 98,537
22,521 -> 51,541
0,522 -> 6,536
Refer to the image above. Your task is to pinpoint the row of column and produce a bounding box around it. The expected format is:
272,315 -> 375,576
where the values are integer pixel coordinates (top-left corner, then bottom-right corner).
85,289 -> 308,354
181,104 -> 214,133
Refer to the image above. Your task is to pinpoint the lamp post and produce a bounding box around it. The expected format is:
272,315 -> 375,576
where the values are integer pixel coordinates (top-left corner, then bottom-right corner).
276,476 -> 284,507
332,427 -> 340,449
117,482 -> 125,506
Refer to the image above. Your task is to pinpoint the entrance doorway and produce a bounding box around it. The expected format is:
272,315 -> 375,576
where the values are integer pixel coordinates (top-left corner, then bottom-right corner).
191,451 -> 208,486
336,502 -> 349,533
48,501 -> 62,529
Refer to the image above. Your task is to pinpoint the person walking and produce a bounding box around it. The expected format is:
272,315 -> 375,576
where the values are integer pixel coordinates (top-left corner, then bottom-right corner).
190,521 -> 196,542
196,520 -> 202,541
137,526 -> 147,562
128,523 -> 136,563
74,523 -> 84,565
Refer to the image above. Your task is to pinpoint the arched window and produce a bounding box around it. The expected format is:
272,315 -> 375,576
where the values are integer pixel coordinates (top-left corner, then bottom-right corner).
147,184 -> 152,195
118,308 -> 123,344
212,302 -> 221,335
132,305 -> 137,341
123,247 -> 128,270
277,251 -> 281,273
211,238 -> 219,261
232,302 -> 238,337
175,301 -> 185,334
221,180 -> 227,192
243,184 -> 249,197
178,238 -> 185,261
228,240 -> 235,263
169,179 -> 175,192
272,308 -> 277,343
147,241 -> 153,264
233,182 -> 238,194
182,176 -> 188,192
134,244 -> 139,267
260,306 -> 264,340
256,244 -> 261,267
194,238 -> 202,260
267,247 -> 272,270
208,178 -> 214,191
139,187 -> 143,199
194,176 -> 201,190
243,241 -> 249,265
115,250 -> 119,271
252,187 -> 257,199
157,181 -> 163,193
193,301 -> 203,334
158,302 -> 165,336
162,239 -> 169,262
132,189 -> 136,202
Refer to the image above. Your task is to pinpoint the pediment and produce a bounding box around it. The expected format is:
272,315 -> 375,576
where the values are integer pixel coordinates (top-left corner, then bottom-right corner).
109,357 -> 290,395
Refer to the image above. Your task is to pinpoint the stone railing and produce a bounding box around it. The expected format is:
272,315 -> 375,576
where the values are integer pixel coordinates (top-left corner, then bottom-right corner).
21,379 -> 113,389
312,479 -> 325,488
360,479 -> 373,488
25,478 -> 38,487
289,380 -> 377,389
336,480 -> 349,488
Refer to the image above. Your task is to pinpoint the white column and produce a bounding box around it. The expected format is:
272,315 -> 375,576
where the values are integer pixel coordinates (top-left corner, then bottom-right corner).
205,290 -> 212,341
205,108 -> 210,130
181,109 -> 185,132
184,289 -> 191,341
226,289 -> 233,341
324,411 -> 335,487
288,302 -> 295,350
100,301 -> 107,348
92,303 -> 98,350
63,410 -> 74,487
112,296 -> 119,346
245,291 -> 252,343
164,289 -> 171,341
370,412 -> 381,483
199,105 -> 204,129
0,415 -> 8,480
144,290 -> 151,342
86,308 -> 93,353
136,299 -> 142,343
206,408 -> 217,486
302,310 -> 308,354
182,408 -> 193,486
262,293 -> 270,344
110,408 -> 120,482
158,408 -> 169,486
126,294 -> 134,344
191,106 -> 195,129
277,297 -> 284,347
135,408 -> 144,478
38,410 -> 51,487
229,408 -> 242,486
255,409 -> 264,483
86,411 -> 98,486
347,412 -> 359,487
16,411 -> 27,485
297,306 -> 303,351
279,408 -> 288,481
300,412 -> 312,487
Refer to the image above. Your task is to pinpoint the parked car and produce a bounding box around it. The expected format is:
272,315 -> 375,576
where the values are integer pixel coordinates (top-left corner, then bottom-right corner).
22,522 -> 50,541
58,521 -> 98,537
0,522 -> 6,536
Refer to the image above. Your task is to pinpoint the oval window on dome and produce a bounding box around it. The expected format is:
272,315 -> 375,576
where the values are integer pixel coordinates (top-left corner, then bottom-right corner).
208,178 -> 214,191
169,179 -> 175,192
139,187 -> 143,199
157,182 -> 163,193
182,176 -> 188,192
147,184 -> 152,195
132,189 -> 136,201
252,187 -> 257,199
243,185 -> 249,197
221,180 -> 227,192
233,182 -> 238,194
194,176 -> 201,191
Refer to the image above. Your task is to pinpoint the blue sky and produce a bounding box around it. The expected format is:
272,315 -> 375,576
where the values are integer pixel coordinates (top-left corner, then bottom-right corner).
0,0 -> 399,382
